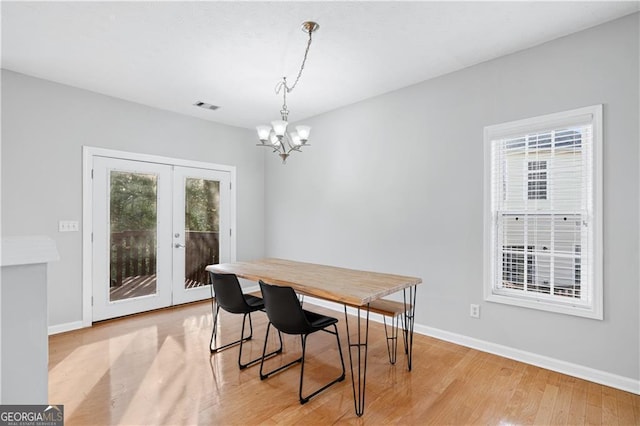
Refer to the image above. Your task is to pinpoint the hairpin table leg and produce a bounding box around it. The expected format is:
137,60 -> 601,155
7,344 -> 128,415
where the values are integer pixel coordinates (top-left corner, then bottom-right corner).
402,286 -> 417,371
344,304 -> 370,417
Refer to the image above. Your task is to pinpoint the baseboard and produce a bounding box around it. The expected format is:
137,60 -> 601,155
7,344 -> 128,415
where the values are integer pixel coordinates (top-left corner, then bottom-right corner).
302,296 -> 640,395
417,324 -> 640,395
48,320 -> 85,336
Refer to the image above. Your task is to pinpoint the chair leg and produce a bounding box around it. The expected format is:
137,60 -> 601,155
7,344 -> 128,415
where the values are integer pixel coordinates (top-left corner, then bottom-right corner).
210,310 -> 253,353
209,285 -> 219,351
237,313 -> 255,369
209,283 -> 275,368
239,314 -> 283,369
210,287 -> 250,353
260,323 -> 298,380
299,324 -> 346,404
209,304 -> 223,352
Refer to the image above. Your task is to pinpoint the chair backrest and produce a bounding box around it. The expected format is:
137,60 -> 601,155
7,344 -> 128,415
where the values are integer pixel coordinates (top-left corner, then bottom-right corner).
210,272 -> 250,314
259,280 -> 311,335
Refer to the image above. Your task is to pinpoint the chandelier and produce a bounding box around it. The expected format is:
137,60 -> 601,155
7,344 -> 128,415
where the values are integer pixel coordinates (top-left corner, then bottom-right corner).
256,21 -> 319,164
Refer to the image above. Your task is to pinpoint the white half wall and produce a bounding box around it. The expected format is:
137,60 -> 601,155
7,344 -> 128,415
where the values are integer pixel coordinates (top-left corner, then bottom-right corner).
264,14 -> 640,385
1,70 -> 265,329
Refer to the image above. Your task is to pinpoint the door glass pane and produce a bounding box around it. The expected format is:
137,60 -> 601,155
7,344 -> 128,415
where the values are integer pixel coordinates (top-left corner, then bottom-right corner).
109,172 -> 158,302
184,178 -> 220,289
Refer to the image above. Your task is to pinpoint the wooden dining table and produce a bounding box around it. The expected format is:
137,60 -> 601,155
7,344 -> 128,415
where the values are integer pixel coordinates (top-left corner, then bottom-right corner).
205,258 -> 422,417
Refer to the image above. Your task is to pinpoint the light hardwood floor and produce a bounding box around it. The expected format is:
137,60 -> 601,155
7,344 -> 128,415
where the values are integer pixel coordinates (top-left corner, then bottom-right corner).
49,300 -> 640,425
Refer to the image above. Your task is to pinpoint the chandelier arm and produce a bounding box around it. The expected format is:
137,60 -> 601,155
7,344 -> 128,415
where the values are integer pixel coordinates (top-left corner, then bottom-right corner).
272,142 -> 284,154
283,133 -> 304,154
283,133 -> 294,153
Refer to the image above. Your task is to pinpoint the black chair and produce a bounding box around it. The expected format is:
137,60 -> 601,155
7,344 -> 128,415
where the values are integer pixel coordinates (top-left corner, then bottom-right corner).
209,272 -> 282,369
258,280 -> 346,404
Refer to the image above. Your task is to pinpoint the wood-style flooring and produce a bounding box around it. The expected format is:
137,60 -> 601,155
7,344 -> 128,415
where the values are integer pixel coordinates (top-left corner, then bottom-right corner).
49,300 -> 640,425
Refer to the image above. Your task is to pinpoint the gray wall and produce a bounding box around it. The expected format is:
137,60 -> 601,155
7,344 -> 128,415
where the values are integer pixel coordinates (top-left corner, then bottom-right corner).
264,14 -> 640,380
1,70 -> 265,327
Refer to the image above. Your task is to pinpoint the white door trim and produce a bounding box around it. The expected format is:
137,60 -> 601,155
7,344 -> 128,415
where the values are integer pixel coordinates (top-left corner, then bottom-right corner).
82,146 -> 237,327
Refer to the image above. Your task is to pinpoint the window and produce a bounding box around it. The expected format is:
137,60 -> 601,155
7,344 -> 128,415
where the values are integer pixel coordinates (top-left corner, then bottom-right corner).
502,244 -> 535,289
484,105 -> 602,319
527,161 -> 547,200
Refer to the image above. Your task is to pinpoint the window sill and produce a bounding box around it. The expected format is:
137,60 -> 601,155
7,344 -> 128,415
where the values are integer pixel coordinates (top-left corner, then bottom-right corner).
485,292 -> 603,320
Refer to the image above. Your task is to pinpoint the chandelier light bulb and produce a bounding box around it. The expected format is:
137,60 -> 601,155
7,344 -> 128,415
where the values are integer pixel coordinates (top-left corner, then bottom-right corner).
256,125 -> 271,142
271,120 -> 288,137
290,131 -> 302,146
295,125 -> 311,142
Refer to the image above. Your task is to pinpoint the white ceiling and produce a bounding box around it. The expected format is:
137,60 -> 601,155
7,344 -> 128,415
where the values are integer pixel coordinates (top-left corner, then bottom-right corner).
2,1 -> 638,129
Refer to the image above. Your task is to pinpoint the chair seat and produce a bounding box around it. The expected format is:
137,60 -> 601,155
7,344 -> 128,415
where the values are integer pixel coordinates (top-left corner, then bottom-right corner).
304,310 -> 338,331
244,294 -> 264,310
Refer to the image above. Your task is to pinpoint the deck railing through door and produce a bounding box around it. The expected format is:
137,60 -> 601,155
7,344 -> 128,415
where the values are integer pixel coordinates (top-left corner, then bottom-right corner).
110,230 -> 219,287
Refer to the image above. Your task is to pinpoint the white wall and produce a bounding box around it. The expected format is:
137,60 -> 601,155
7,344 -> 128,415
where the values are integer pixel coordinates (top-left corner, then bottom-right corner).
1,70 -> 265,328
265,14 -> 639,384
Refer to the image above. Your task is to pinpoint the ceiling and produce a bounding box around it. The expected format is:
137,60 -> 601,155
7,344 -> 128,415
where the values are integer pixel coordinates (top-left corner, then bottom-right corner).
2,1 -> 638,130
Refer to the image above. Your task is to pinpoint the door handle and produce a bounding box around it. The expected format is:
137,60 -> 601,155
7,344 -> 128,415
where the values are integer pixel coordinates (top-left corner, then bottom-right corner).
174,243 -> 185,248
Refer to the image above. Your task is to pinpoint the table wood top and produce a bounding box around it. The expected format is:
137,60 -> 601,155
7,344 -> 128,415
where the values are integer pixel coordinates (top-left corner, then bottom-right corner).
205,258 -> 422,306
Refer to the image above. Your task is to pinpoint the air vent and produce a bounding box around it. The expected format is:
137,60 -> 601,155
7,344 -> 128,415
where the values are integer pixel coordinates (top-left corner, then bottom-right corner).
193,101 -> 220,111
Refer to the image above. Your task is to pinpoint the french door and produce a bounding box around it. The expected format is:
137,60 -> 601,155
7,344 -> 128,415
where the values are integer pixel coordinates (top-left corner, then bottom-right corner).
172,166 -> 230,305
91,156 -> 231,321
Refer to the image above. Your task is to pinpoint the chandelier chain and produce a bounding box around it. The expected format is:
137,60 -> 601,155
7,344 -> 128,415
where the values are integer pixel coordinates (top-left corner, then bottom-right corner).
287,28 -> 313,92
275,27 -> 314,96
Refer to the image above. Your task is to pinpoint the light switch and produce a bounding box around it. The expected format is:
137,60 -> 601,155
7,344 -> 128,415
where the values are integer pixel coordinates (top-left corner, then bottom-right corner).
59,220 -> 79,232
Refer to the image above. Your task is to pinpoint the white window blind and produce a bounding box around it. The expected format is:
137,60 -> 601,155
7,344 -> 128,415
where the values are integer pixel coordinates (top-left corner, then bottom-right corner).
484,105 -> 602,319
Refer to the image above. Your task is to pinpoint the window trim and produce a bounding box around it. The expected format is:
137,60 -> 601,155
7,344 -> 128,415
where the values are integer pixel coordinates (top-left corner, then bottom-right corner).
483,105 -> 603,320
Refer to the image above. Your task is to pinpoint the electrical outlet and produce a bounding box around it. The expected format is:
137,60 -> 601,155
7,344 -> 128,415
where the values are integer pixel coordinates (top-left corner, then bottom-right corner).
59,220 -> 79,232
470,304 -> 480,319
